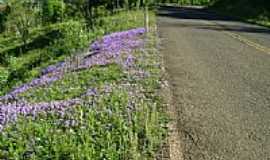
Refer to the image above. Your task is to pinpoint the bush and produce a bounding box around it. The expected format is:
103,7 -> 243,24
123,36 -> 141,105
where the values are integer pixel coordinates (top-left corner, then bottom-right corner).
51,20 -> 89,56
42,0 -> 66,23
6,0 -> 36,48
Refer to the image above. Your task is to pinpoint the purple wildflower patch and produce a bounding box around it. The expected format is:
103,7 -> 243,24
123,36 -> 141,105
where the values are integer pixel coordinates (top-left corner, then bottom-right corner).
41,62 -> 65,75
0,99 -> 81,130
0,28 -> 146,130
0,28 -> 145,101
0,73 -> 62,102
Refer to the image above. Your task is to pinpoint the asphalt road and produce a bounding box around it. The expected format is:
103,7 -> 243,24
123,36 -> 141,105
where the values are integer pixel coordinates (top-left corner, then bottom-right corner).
158,6 -> 270,160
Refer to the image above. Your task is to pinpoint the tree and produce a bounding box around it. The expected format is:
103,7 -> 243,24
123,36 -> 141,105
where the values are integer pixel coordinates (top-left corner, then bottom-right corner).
0,0 -> 9,33
42,0 -> 65,24
65,0 -> 100,29
7,0 -> 35,50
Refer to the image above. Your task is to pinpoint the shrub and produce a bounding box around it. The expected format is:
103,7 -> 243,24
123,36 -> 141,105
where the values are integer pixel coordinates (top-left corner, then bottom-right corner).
42,0 -> 66,24
6,0 -> 35,48
51,20 -> 89,56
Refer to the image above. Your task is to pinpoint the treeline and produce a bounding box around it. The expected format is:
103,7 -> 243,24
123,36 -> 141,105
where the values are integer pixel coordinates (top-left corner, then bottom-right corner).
0,0 -> 155,95
0,0 -> 156,34
210,0 -> 270,21
157,0 -> 269,25
0,0 -> 159,56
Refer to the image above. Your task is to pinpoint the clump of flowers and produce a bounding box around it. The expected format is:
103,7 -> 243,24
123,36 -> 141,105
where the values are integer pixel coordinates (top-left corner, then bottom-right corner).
1,28 -> 145,101
0,28 -> 146,130
0,99 -> 81,131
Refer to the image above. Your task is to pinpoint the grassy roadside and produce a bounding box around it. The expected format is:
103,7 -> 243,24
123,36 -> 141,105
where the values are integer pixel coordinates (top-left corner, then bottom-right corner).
0,11 -> 169,159
0,11 -> 146,96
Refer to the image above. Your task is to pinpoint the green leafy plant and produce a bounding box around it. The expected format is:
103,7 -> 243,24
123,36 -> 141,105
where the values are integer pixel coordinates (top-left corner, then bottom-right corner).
6,0 -> 36,50
42,0 -> 65,24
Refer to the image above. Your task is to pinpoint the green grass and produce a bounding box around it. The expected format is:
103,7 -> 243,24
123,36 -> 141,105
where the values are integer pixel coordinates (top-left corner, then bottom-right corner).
0,22 -> 68,56
19,64 -> 124,103
0,11 -> 147,96
1,88 -> 166,159
0,66 -> 8,89
0,38 -> 168,160
0,11 -> 168,159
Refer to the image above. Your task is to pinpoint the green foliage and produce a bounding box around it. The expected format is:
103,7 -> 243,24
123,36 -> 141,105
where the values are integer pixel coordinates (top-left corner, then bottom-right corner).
100,11 -> 146,33
0,21 -> 90,94
52,20 -> 89,56
0,1 -> 168,158
0,11 -> 7,33
6,0 -> 36,47
157,0 -> 211,5
0,10 -> 147,96
210,0 -> 270,26
0,24 -> 168,159
0,89 -> 166,159
0,66 -> 8,95
0,0 -> 8,32
42,0 -> 65,23
19,65 -> 124,103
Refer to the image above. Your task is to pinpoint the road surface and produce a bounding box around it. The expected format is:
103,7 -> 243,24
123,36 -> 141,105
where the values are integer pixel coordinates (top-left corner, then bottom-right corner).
158,6 -> 270,160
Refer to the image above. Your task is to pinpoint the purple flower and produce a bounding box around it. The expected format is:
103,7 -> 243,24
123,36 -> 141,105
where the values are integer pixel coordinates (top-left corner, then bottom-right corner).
0,28 -> 145,101
124,54 -> 135,68
41,62 -> 65,75
0,99 -> 81,130
0,73 -> 62,102
85,88 -> 98,96
0,28 -> 146,130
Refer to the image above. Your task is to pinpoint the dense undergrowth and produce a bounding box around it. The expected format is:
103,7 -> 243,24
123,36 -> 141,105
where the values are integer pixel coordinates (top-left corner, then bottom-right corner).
209,0 -> 270,27
0,11 -> 168,159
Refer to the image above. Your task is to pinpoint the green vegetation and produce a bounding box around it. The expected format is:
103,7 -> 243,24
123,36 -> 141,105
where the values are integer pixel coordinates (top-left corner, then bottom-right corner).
0,26 -> 168,159
0,0 -> 156,96
19,65 -> 124,103
0,0 -> 168,159
1,88 -> 166,159
0,11 -> 145,96
158,0 -> 270,27
157,0 -> 211,5
0,21 -> 86,94
210,0 -> 270,27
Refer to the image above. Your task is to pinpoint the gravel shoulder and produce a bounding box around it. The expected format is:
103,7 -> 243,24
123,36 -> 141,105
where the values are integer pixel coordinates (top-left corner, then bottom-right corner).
158,6 -> 270,160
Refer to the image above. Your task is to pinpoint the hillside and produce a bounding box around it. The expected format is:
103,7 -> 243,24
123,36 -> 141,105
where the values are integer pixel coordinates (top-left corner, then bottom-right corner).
0,1 -> 169,159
